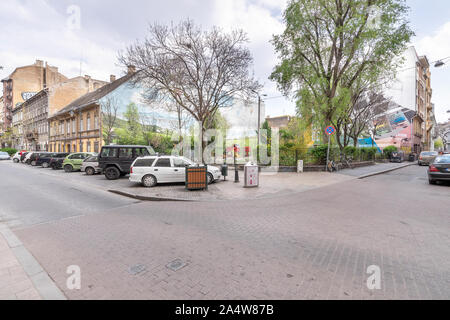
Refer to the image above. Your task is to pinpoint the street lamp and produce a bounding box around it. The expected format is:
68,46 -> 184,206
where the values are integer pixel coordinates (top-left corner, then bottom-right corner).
434,56 -> 450,68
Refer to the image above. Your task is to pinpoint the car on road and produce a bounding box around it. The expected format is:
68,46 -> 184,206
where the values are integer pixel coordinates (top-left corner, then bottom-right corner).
63,152 -> 97,172
29,152 -> 51,166
428,155 -> 450,185
98,145 -> 156,180
418,151 -> 438,166
129,155 -> 221,187
24,152 -> 35,164
390,150 -> 405,163
49,153 -> 70,170
81,155 -> 101,175
12,152 -> 22,163
20,152 -> 29,163
0,151 -> 11,160
35,152 -> 64,168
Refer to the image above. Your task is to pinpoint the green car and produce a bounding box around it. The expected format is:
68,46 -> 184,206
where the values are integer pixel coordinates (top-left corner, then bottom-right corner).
63,152 -> 98,172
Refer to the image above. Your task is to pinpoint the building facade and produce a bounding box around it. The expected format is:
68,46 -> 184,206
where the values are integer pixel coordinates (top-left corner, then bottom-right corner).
1,60 -> 70,149
382,46 -> 434,153
0,97 -> 4,137
22,75 -> 108,151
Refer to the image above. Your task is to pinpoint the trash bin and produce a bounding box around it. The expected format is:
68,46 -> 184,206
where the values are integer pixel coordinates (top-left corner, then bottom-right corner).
221,164 -> 228,180
185,165 -> 208,190
244,161 -> 259,188
408,153 -> 416,162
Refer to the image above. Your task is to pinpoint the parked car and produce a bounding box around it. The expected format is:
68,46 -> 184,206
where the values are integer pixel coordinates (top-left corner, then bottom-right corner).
428,155 -> 450,185
24,152 -> 35,164
81,155 -> 101,175
20,152 -> 29,163
49,153 -> 70,170
35,152 -> 64,168
98,145 -> 155,180
0,151 -> 11,160
129,155 -> 221,187
63,152 -> 97,172
390,150 -> 405,163
418,151 -> 439,166
29,152 -> 51,166
12,152 -> 22,163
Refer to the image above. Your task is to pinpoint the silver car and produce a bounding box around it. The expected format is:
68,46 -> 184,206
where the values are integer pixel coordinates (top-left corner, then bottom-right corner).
0,151 -> 11,160
418,151 -> 438,166
80,155 -> 101,175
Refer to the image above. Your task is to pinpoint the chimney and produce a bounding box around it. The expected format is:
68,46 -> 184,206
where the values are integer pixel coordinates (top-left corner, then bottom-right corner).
110,75 -> 116,83
84,75 -> 91,81
35,60 -> 44,67
127,65 -> 136,75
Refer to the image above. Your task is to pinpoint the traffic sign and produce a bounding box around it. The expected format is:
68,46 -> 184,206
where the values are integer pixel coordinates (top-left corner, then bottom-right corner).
325,126 -> 336,136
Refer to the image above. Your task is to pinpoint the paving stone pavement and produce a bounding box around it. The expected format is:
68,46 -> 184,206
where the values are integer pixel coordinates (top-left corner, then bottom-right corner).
12,165 -> 450,300
0,230 -> 41,300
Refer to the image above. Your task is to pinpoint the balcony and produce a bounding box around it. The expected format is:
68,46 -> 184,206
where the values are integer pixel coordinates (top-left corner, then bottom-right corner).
26,130 -> 38,141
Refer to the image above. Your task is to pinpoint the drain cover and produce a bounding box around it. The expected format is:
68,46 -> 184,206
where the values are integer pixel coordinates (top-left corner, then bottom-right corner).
128,264 -> 146,275
166,259 -> 188,271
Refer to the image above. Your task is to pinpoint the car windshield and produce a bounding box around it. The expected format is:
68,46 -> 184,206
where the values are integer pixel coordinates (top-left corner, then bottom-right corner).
435,156 -> 450,164
85,156 -> 98,162
0,152 -> 8,156
421,152 -> 438,156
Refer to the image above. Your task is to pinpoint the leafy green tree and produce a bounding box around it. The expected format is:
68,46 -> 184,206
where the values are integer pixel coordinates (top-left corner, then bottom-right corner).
123,103 -> 143,143
270,0 -> 413,143
434,138 -> 443,150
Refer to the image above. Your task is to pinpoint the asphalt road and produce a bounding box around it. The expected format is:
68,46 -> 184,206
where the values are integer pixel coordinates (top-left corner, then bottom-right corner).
1,160 -> 449,299
0,161 -> 137,228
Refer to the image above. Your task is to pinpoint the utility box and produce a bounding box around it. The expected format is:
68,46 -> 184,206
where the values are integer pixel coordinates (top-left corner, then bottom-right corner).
244,162 -> 259,188
221,164 -> 228,180
185,165 -> 208,190
297,160 -> 304,173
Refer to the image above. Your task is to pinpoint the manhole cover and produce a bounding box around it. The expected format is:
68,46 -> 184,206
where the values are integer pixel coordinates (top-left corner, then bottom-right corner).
166,259 -> 188,271
128,264 -> 146,275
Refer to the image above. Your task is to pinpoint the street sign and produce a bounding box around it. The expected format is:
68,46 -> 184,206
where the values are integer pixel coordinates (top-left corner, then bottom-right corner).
325,126 -> 336,136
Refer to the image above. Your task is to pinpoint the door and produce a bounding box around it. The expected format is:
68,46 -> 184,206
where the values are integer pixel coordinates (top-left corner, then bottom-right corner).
172,157 -> 190,182
118,148 -> 134,173
72,153 -> 84,169
153,157 -> 173,182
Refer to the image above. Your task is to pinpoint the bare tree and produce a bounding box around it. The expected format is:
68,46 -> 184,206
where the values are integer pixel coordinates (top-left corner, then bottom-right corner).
101,96 -> 119,145
119,19 -> 260,158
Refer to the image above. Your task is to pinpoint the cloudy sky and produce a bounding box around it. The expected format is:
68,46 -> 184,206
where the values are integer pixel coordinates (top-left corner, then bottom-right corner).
1,0 -> 449,122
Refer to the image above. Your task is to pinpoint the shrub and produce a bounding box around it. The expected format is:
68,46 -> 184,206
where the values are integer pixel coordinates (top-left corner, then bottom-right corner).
0,148 -> 17,156
383,145 -> 398,158
343,146 -> 356,156
308,144 -> 328,164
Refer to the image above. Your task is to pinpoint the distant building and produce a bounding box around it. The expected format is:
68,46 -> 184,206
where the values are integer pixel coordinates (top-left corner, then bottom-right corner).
383,46 -> 434,153
265,115 -> 291,129
22,75 -> 108,151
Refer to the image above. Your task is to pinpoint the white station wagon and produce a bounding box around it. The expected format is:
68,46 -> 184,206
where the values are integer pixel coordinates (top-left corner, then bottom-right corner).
129,155 -> 221,187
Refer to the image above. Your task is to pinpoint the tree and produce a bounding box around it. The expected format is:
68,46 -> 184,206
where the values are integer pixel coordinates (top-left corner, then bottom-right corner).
270,0 -> 413,142
119,19 -> 260,159
101,96 -> 119,145
124,103 -> 143,142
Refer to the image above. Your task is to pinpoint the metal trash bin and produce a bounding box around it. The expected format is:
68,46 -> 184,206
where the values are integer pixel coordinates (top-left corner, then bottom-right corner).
185,165 -> 208,190
221,164 -> 228,180
244,161 -> 259,188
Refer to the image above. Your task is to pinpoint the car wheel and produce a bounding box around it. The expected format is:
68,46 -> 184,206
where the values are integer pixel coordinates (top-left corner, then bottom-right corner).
142,174 -> 157,187
13,158 -> 19,163
429,179 -> 436,185
105,167 -> 120,180
64,165 -> 73,173
42,162 -> 49,168
31,160 -> 36,166
207,172 -> 214,185
85,167 -> 95,175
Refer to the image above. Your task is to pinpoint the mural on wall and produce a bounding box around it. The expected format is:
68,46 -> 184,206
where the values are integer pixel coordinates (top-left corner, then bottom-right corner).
359,107 -> 415,153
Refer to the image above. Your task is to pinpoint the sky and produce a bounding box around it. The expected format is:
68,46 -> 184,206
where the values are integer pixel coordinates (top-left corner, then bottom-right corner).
0,0 -> 449,123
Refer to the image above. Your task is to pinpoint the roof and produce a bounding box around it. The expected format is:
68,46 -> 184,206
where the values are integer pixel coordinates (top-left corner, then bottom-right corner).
50,73 -> 135,118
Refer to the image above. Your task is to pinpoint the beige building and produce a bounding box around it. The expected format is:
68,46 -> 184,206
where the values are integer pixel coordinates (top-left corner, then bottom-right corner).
0,97 -> 4,136
1,60 -> 69,148
49,74 -> 133,154
22,75 -> 108,151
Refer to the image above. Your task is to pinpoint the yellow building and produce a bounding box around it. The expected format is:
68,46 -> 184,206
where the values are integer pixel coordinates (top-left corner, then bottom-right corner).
48,74 -> 133,154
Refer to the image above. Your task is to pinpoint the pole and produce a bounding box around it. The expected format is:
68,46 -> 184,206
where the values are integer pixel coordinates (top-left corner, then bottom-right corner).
257,95 -> 261,148
326,134 -> 331,172
234,144 -> 239,183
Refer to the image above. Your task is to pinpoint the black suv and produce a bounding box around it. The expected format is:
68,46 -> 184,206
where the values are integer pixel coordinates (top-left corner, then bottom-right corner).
49,153 -> 70,170
29,152 -> 50,166
98,145 -> 155,180
36,152 -> 66,168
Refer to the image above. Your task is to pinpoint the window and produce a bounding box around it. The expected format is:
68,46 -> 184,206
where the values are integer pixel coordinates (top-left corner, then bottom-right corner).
94,141 -> 99,153
72,119 -> 76,133
79,142 -> 83,152
133,158 -> 155,167
87,142 -> 91,152
67,121 -> 70,134
119,148 -> 133,159
94,114 -> 99,129
135,148 -> 151,157
173,158 -> 190,167
80,115 -> 84,132
101,147 -> 118,158
154,158 -> 171,167
87,114 -> 91,131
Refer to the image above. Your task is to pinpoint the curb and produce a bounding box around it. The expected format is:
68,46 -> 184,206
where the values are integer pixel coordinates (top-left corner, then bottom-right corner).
0,223 -> 66,300
357,163 -> 415,179
108,189 -> 193,202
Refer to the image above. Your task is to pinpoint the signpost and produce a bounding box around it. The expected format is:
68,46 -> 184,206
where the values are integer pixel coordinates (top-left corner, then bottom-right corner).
325,126 -> 336,172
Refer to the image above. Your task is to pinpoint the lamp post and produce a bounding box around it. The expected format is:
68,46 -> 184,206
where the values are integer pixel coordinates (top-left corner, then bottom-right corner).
233,144 -> 239,183
251,90 -> 267,149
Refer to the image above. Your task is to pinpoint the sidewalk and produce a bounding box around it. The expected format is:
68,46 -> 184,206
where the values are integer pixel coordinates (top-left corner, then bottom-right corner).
336,161 -> 415,178
0,223 -> 65,300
